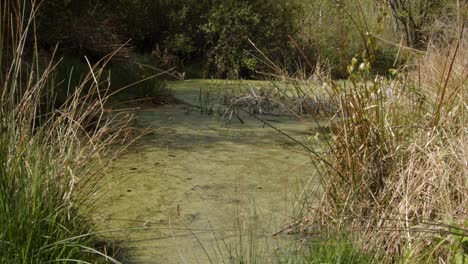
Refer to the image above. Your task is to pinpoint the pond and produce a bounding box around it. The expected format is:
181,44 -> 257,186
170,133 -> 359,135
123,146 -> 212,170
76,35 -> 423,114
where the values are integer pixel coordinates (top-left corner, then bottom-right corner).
93,80 -> 322,263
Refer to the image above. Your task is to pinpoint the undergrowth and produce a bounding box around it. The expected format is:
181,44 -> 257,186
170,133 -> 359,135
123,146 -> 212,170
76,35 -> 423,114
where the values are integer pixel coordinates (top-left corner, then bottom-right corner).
0,1 -> 135,262
289,13 -> 467,264
289,234 -> 377,264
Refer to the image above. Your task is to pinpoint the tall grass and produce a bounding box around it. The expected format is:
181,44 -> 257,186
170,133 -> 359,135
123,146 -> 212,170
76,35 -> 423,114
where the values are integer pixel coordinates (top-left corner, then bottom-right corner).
1,1 -> 134,262
289,11 -> 467,263
53,55 -> 173,105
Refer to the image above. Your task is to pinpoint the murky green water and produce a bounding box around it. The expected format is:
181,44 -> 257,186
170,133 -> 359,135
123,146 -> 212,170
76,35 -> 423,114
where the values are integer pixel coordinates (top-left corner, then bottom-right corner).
93,80 -> 321,263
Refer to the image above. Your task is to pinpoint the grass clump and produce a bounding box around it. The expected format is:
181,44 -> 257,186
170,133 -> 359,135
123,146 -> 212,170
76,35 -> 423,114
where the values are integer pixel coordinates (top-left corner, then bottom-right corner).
0,1 -> 133,262
287,234 -> 377,264
289,16 -> 467,263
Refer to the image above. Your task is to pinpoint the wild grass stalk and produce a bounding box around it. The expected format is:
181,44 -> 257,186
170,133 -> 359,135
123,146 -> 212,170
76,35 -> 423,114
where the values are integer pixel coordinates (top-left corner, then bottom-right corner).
290,13 -> 467,264
1,1 -> 134,262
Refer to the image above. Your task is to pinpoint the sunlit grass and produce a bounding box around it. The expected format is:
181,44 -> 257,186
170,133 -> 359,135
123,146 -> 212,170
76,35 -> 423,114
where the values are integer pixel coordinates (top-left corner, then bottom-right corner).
291,25 -> 467,264
0,1 -> 134,262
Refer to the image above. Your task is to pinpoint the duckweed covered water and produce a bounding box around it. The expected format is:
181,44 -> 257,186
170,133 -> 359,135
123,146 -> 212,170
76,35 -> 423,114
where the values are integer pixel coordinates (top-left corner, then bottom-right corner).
94,80 -> 322,263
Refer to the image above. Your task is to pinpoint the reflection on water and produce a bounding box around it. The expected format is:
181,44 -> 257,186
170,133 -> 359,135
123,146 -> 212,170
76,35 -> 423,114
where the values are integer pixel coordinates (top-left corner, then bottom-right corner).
93,80 -> 321,263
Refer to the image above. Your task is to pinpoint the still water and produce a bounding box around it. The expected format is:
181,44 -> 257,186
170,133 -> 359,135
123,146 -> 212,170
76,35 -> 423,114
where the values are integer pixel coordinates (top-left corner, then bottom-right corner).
94,80 -> 321,263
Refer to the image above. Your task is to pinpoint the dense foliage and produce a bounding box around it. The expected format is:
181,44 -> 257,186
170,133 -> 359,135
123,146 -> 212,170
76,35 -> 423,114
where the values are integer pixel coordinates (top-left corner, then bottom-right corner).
34,0 -> 459,79
201,0 -> 299,78
35,0 -> 299,78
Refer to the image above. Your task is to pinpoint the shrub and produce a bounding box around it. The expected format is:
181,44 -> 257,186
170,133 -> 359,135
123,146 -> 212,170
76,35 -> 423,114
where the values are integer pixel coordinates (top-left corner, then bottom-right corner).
36,0 -> 131,59
201,0 -> 299,78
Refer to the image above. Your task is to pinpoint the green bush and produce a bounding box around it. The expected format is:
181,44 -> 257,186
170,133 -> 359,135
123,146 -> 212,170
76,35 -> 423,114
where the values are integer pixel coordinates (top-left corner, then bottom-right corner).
201,1 -> 261,78
201,0 -> 299,78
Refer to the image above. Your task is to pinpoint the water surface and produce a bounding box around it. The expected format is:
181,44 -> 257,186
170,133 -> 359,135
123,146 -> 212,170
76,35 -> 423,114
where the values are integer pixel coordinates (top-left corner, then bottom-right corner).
94,80 -> 321,263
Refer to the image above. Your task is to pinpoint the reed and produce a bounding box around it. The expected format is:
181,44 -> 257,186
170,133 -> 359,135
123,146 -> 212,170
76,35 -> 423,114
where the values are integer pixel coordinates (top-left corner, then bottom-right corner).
292,14 -> 467,263
0,1 -> 134,262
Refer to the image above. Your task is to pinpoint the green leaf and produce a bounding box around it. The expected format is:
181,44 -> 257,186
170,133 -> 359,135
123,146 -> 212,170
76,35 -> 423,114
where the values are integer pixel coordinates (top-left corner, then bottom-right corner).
389,68 -> 398,76
454,251 -> 466,264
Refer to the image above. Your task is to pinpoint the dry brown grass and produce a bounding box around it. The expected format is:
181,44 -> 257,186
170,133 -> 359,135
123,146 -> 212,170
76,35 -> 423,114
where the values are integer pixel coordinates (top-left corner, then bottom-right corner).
288,26 -> 467,263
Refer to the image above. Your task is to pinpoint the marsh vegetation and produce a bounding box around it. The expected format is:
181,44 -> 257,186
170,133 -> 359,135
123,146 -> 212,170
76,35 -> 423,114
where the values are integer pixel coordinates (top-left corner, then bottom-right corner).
1,0 -> 466,263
